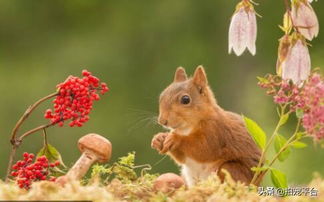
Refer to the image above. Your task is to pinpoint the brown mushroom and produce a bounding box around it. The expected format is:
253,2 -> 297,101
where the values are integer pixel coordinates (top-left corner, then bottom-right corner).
56,133 -> 112,184
153,173 -> 185,193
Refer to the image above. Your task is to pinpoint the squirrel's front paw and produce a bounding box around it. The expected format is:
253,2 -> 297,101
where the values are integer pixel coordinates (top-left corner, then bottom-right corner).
161,134 -> 179,154
151,133 -> 168,153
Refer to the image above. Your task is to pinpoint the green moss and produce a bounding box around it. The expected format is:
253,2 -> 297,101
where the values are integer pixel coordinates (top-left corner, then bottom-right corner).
1,153 -> 323,202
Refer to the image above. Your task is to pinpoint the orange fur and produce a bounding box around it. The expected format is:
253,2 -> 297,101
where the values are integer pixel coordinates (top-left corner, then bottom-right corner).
151,66 -> 261,186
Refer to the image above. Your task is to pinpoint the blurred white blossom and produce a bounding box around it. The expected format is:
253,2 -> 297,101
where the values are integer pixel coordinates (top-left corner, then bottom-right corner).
291,0 -> 319,41
228,2 -> 257,56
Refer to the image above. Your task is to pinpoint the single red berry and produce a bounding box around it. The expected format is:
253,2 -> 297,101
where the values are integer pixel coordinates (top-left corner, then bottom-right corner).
12,164 -> 19,170
54,161 -> 60,166
23,152 -> 29,158
11,171 -> 18,177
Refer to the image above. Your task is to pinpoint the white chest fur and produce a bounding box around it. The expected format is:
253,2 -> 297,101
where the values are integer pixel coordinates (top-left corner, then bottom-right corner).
181,158 -> 215,187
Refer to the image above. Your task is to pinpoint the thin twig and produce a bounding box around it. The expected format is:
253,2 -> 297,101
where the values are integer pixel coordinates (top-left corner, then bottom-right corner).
5,145 -> 18,182
18,122 -> 56,141
43,128 -> 48,147
5,122 -> 56,181
5,92 -> 58,181
10,92 -> 58,144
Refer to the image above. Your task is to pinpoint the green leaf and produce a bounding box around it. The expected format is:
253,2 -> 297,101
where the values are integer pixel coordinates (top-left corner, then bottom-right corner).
243,115 -> 267,150
279,114 -> 289,126
257,76 -> 269,83
274,134 -> 290,162
37,144 -> 66,167
278,25 -> 286,32
296,109 -> 304,118
270,168 -> 288,188
291,141 -> 307,149
296,132 -> 305,140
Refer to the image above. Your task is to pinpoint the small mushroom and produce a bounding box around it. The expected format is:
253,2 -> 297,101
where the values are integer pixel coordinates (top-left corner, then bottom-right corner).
56,133 -> 112,184
153,173 -> 185,193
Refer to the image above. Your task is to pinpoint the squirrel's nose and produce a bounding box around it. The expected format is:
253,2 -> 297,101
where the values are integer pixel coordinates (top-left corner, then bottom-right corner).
158,117 -> 168,126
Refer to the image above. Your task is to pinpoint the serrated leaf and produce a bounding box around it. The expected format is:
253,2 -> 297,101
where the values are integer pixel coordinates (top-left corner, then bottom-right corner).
270,168 -> 288,188
37,144 -> 66,168
279,114 -> 289,126
274,134 -> 290,162
243,115 -> 267,150
296,109 -> 304,118
291,141 -> 307,148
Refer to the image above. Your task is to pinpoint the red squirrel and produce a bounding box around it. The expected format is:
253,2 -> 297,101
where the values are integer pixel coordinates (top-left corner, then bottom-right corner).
151,66 -> 261,187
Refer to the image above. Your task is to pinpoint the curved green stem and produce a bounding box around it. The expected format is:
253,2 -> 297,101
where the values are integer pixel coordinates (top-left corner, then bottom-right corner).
254,118 -> 302,185
250,105 -> 288,185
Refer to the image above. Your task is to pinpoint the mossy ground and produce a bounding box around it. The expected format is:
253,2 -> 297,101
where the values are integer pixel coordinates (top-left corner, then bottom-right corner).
1,153 -> 323,201
1,173 -> 323,202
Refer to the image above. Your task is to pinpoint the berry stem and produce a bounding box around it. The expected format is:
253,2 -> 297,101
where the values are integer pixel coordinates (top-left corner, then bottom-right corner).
19,122 -> 56,141
6,122 -> 56,181
5,145 -> 18,182
10,92 -> 58,144
6,92 -> 58,181
42,128 -> 48,147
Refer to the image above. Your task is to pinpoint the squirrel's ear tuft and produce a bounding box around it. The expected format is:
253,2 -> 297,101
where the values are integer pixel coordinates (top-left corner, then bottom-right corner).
174,67 -> 188,82
193,65 -> 208,87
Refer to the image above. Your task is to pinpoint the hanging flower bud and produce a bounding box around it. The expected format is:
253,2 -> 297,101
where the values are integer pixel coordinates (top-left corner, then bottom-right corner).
281,35 -> 311,85
276,35 -> 291,76
228,0 -> 257,56
291,0 -> 319,41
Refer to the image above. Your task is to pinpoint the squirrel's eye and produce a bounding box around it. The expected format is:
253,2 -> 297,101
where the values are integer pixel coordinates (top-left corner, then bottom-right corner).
180,95 -> 191,105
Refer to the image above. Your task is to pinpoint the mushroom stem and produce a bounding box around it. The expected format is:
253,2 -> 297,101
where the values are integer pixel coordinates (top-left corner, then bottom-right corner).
56,133 -> 112,186
66,150 -> 98,180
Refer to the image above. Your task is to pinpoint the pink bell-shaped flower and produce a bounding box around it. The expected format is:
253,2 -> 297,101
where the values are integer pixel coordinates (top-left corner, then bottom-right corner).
228,1 -> 257,56
281,38 -> 311,85
291,0 -> 319,41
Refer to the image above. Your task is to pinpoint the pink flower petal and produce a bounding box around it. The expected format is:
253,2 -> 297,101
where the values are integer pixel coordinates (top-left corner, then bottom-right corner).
282,40 -> 311,85
292,2 -> 319,40
229,8 -> 249,56
247,10 -> 257,55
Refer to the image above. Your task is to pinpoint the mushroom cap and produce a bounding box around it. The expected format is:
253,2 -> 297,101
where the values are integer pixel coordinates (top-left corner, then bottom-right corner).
78,133 -> 112,163
153,173 -> 185,193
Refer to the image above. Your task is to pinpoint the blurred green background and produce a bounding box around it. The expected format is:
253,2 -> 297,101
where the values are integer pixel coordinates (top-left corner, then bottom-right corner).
0,0 -> 323,186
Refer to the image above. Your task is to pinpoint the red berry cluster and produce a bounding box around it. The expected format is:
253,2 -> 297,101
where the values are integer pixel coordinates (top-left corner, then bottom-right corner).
11,152 -> 60,189
44,70 -> 109,127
